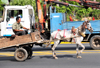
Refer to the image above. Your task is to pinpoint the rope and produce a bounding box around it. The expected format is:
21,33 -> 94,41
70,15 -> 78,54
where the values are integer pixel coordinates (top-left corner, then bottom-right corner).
63,29 -> 67,38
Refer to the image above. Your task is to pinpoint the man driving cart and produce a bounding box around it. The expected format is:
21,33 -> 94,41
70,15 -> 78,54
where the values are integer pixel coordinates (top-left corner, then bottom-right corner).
12,17 -> 30,36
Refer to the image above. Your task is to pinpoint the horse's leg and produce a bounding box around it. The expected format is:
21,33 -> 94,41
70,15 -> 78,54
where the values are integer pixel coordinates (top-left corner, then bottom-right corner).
51,40 -> 60,59
76,44 -> 82,58
79,42 -> 85,54
77,42 -> 85,58
76,44 -> 79,58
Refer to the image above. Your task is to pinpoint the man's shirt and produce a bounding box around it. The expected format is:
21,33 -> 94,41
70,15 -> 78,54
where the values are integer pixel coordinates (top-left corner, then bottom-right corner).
12,22 -> 23,30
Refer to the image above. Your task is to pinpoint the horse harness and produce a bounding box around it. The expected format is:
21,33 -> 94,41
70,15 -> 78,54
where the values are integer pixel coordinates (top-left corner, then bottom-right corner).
54,29 -> 67,39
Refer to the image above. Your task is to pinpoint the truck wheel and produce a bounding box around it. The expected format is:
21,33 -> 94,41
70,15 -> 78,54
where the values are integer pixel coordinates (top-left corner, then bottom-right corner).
14,48 -> 28,61
90,35 -> 100,50
24,47 -> 32,59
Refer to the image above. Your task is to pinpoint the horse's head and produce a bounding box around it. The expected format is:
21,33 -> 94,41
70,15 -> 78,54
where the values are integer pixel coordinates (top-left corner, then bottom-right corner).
86,21 -> 93,33
81,21 -> 93,33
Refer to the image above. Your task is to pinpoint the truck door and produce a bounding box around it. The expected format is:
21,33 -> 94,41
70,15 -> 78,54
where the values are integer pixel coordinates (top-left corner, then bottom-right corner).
50,13 -> 63,33
3,10 -> 23,36
28,9 -> 35,32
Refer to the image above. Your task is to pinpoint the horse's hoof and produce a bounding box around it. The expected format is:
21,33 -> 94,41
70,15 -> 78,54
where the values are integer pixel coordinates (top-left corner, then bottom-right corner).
54,57 -> 58,59
77,51 -> 82,54
77,56 -> 82,59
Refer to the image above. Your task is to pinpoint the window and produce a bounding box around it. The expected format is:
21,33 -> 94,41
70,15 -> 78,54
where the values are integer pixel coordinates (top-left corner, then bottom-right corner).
6,10 -> 23,22
28,9 -> 33,22
28,9 -> 33,16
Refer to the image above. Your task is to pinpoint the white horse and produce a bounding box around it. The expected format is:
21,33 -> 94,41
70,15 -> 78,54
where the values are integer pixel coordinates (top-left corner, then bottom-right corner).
47,21 -> 93,59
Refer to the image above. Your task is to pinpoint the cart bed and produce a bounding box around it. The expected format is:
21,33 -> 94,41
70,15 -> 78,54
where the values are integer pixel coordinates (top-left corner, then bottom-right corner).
0,31 -> 43,49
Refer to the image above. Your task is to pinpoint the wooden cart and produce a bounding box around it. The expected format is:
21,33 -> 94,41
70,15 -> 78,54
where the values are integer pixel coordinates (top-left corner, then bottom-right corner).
0,31 -> 48,61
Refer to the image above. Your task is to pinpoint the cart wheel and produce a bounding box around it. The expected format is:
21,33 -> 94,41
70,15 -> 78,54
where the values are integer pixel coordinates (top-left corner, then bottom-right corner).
24,47 -> 33,59
14,48 -> 28,61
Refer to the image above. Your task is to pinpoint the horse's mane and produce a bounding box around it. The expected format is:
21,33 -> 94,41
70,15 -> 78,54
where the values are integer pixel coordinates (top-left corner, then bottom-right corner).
81,21 -> 89,32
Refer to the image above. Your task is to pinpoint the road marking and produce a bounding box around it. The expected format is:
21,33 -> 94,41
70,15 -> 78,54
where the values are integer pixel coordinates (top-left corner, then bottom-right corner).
0,50 -> 100,57
51,42 -> 89,44
0,53 -> 14,56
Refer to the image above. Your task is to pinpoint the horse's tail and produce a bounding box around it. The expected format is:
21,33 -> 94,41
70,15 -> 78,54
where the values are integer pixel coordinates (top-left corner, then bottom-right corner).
46,36 -> 53,48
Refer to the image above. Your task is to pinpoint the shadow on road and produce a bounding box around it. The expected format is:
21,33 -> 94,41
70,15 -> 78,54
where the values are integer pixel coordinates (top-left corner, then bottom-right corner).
0,56 -> 15,61
0,55 -> 76,61
0,46 -> 93,52
0,56 -> 35,62
33,46 -> 93,51
39,55 -> 76,59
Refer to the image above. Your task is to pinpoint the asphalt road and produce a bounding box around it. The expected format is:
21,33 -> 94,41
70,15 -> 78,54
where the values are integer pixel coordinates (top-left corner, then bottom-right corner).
0,43 -> 100,68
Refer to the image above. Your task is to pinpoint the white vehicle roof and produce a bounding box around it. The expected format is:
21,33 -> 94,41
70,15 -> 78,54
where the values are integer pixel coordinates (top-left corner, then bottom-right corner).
4,5 -> 33,10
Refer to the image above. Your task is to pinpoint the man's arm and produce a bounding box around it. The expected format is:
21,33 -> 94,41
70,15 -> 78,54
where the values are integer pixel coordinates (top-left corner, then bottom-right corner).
23,27 -> 30,30
13,29 -> 23,32
20,23 -> 29,30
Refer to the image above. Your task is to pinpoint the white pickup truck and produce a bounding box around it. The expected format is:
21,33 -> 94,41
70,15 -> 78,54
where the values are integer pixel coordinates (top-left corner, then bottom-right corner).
0,5 -> 35,37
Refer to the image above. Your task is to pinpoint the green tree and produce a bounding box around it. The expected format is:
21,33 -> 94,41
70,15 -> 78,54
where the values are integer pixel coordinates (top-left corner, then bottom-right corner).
0,0 -> 3,11
10,0 -> 37,17
0,0 -> 4,17
76,8 -> 86,20
92,9 -> 100,19
85,7 -> 93,17
9,0 -> 45,19
55,1 -> 81,21
9,0 -> 100,21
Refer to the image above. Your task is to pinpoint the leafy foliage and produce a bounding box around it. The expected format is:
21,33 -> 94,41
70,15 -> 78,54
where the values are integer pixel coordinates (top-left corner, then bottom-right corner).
9,0 -> 100,21
10,0 -> 38,18
0,0 -> 4,17
0,0 -> 3,11
55,0 -> 100,21
92,9 -> 100,19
